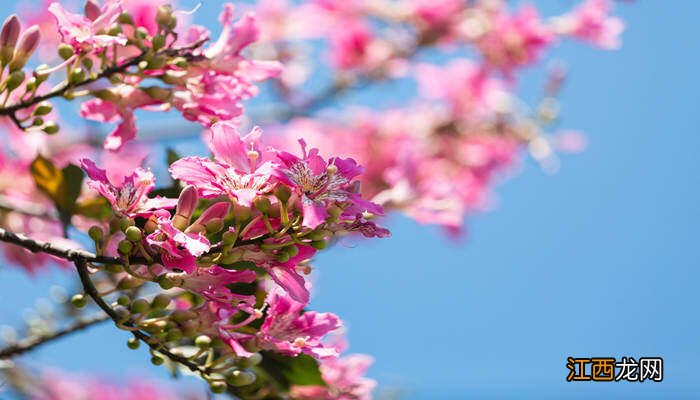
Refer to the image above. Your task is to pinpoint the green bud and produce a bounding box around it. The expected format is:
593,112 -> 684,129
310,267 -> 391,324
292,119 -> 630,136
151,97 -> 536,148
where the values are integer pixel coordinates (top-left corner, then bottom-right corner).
275,251 -> 290,263
6,70 -> 24,91
117,295 -> 130,307
41,121 -> 59,135
107,24 -> 122,36
25,77 -> 36,91
180,320 -> 197,336
130,298 -> 150,314
119,217 -> 134,231
274,185 -> 292,203
33,101 -> 52,116
124,226 -> 142,242
151,294 -> 171,310
150,355 -> 164,366
327,205 -> 343,221
283,245 -> 299,258
152,34 -> 166,51
117,12 -> 133,25
127,337 -> 140,349
195,335 -> 212,349
135,27 -> 148,40
205,218 -> 224,234
58,44 -> 74,60
70,294 -> 87,308
32,117 -> 43,126
147,55 -> 166,70
68,68 -> 85,85
171,310 -> 197,322
117,239 -> 133,255
143,320 -> 166,334
172,57 -> 187,68
210,381 -> 227,394
88,225 -> 103,242
82,57 -> 93,70
310,240 -> 328,250
222,230 -> 237,245
143,86 -> 171,101
157,276 -> 174,290
226,370 -> 256,387
117,276 -> 144,290
235,352 -> 262,368
165,328 -> 182,342
253,196 -> 271,214
114,306 -> 130,322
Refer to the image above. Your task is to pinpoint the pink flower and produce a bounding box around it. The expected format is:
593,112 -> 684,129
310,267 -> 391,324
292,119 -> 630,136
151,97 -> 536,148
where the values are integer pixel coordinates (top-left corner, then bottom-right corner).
80,159 -> 176,218
291,354 -> 376,400
274,140 -> 383,229
145,210 -> 210,274
80,85 -> 164,151
170,122 -> 276,206
48,1 -> 126,52
555,0 -> 624,49
257,290 -> 342,359
177,265 -> 257,304
477,5 -> 554,75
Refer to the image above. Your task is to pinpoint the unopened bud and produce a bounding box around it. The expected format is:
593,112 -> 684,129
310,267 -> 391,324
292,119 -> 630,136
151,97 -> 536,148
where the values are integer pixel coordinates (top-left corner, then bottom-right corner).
222,230 -> 237,245
150,354 -> 164,365
120,217 -> 134,231
152,34 -> 166,51
88,225 -> 103,242
117,276 -> 144,290
68,67 -> 85,85
41,121 -> 59,135
117,12 -> 133,25
70,294 -> 87,308
130,298 -> 150,314
253,196 -> 271,214
9,25 -> 40,71
33,101 -> 52,116
124,226 -> 142,242
274,185 -> 292,203
143,85 -> 171,101
143,320 -> 166,334
226,370 -> 256,387
117,239 -> 133,255
107,24 -> 122,36
117,295 -> 130,306
151,294 -> 171,310
210,381 -> 227,394
283,245 -> 299,258
233,203 -> 252,222
84,0 -> 101,21
174,185 -> 197,230
0,15 -> 20,66
235,352 -> 263,368
166,328 -> 182,342
188,201 -> 230,233
147,54 -> 166,70
5,70 -> 24,91
310,240 -> 327,250
171,309 -> 197,322
127,337 -> 140,349
157,276 -> 174,290
57,44 -> 74,60
195,334 -> 212,348
275,251 -> 290,263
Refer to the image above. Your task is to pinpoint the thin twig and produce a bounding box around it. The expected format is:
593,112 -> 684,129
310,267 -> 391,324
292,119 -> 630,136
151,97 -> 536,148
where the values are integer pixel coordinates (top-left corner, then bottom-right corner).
0,227 -> 119,264
0,313 -> 110,359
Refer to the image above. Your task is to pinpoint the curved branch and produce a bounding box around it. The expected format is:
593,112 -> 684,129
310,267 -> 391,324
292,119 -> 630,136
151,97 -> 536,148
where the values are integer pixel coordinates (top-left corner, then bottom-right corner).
0,313 -> 110,359
0,227 -> 119,264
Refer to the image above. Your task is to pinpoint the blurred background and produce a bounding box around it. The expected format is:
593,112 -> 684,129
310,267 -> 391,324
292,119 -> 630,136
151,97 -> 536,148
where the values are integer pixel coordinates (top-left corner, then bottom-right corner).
1,0 -> 699,398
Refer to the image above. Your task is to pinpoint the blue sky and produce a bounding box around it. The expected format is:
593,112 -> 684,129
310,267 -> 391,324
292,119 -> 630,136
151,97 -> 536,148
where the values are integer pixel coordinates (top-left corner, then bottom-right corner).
2,1 -> 699,399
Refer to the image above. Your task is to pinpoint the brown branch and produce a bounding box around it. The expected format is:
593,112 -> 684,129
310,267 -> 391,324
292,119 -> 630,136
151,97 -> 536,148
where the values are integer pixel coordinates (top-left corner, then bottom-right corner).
0,227 -> 119,264
0,313 -> 110,359
0,39 -> 208,117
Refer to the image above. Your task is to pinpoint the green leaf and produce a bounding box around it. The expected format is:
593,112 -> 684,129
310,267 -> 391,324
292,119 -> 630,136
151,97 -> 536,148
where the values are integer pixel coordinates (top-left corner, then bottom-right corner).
74,196 -> 112,220
166,148 -> 182,166
258,352 -> 326,388
30,156 -> 84,222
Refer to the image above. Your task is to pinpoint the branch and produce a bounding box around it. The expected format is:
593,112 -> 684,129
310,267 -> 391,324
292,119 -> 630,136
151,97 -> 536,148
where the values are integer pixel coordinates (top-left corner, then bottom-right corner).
0,39 -> 208,117
73,259 -> 209,375
0,313 -> 110,359
0,227 -> 119,264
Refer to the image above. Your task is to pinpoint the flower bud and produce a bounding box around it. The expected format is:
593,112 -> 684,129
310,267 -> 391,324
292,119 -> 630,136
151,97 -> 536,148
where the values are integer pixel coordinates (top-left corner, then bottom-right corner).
25,77 -> 36,91
150,354 -> 164,365
68,67 -> 85,85
33,64 -> 50,83
195,335 -> 212,349
147,54 -> 166,70
143,86 -> 171,101
274,185 -> 292,203
124,226 -> 142,242
117,12 -> 133,25
310,240 -> 327,250
107,24 -> 122,36
33,101 -> 52,116
117,276 -> 144,290
88,225 -> 103,242
152,34 -> 166,51
130,298 -> 150,314
9,25 -> 40,71
226,370 -> 256,387
151,293 -> 171,310
114,306 -> 130,322
283,245 -> 299,258
117,295 -> 130,306
187,202 -> 230,234
222,230 -> 237,245
156,5 -> 176,30
157,276 -> 174,290
82,57 -> 93,70
41,121 -> 59,135
70,294 -> 87,308
235,352 -> 262,368
171,309 -> 197,322
143,320 -> 166,334
84,0 -> 101,21
5,69 -> 24,91
57,43 -> 74,60
119,216 -> 134,231
210,381 -> 227,394
166,328 -> 182,342
32,117 -> 43,126
0,15 -> 20,66
275,251 -> 290,263
253,196 -> 271,214
127,337 -> 140,349
117,239 -> 133,255
173,185 -> 198,230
